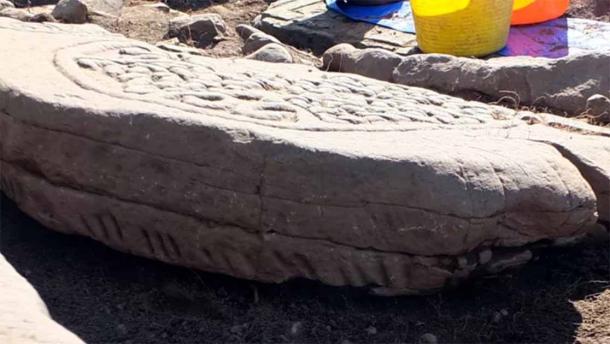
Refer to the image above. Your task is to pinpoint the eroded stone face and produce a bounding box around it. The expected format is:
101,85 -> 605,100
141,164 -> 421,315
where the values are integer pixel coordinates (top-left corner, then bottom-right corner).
0,17 -> 608,294
63,41 -> 513,129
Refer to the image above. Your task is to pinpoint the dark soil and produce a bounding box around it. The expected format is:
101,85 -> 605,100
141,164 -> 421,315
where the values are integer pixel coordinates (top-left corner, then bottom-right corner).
187,0 -> 277,58
568,0 -> 610,22
121,0 -> 273,58
1,195 -> 609,344
95,0 -> 322,62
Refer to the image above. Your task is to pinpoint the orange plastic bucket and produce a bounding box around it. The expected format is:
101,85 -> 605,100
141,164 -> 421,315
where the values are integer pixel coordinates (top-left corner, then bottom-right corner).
511,0 -> 570,25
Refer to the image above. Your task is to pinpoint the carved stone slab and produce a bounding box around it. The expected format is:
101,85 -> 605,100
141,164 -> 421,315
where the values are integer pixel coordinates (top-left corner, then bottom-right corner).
0,18 -> 607,294
255,0 -> 417,55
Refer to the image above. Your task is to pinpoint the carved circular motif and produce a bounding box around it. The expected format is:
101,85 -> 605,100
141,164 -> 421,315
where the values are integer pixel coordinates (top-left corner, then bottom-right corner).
56,41 -> 514,131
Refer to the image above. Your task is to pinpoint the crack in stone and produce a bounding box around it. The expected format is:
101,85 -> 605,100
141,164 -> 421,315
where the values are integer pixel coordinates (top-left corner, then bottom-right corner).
1,159 -> 596,259
0,112 -> 543,221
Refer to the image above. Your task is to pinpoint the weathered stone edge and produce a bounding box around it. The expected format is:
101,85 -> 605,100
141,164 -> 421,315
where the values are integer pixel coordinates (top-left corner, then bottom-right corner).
2,160 -> 548,294
0,110 -> 599,257
322,44 -> 610,117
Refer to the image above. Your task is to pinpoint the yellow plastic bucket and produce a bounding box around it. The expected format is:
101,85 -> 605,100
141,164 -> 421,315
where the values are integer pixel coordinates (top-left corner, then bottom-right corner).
411,0 -> 514,57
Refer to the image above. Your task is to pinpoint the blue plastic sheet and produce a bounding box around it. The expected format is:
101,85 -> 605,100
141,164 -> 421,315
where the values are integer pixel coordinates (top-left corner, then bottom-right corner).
326,0 -> 610,58
502,17 -> 610,57
328,0 -> 416,32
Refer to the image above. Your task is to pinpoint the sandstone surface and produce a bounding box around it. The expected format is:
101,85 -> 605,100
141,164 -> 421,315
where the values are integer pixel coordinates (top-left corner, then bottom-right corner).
0,18 -> 608,294
323,44 -> 610,118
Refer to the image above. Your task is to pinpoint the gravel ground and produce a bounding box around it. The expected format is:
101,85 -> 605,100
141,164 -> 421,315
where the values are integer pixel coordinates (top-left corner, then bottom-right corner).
1,195 -> 609,344
568,0 -> 610,22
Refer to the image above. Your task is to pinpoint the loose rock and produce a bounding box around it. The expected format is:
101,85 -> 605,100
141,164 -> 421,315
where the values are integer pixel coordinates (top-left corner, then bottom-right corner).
419,333 -> 438,344
322,43 -> 356,69
235,23 -> 259,41
116,323 -> 128,336
586,94 -> 610,123
229,323 -> 248,334
323,43 -> 402,82
246,43 -> 293,63
478,249 -> 493,265
237,24 -> 313,65
0,6 -> 55,22
52,0 -> 123,23
168,14 -> 227,48
51,0 -> 87,23
30,12 -> 56,22
392,52 -> 610,116
0,7 -> 32,21
290,321 -> 304,336
0,0 -> 14,9
323,44 -> 610,116
243,31 -> 282,55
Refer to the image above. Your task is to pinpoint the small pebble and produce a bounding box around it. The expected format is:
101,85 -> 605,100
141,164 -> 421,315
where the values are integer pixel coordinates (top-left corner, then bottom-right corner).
478,249 -> 493,264
290,321 -> 303,336
366,326 -> 377,335
493,309 -> 509,323
230,323 -> 249,335
117,324 -> 128,336
419,333 -> 438,344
